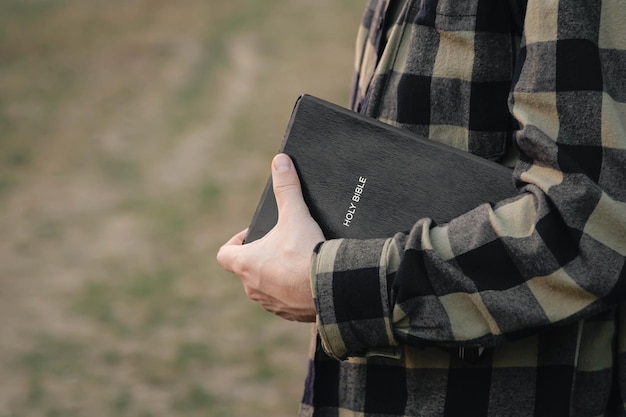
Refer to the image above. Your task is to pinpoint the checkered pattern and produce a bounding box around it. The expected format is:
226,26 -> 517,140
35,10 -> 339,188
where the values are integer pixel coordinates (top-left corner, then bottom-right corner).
300,0 -> 626,416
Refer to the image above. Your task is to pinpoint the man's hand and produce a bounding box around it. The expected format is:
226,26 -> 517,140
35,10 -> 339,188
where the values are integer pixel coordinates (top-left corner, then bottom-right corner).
216,154 -> 325,322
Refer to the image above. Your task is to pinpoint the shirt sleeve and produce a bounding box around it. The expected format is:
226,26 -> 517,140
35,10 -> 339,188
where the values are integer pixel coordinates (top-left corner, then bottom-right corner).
312,0 -> 626,360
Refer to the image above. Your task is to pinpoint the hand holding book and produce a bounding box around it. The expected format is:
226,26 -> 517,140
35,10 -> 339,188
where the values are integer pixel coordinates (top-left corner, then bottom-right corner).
216,153 -> 323,322
219,94 -> 517,323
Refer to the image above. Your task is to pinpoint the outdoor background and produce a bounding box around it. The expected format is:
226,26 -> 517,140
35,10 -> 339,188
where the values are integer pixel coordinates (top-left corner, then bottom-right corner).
0,1 -> 365,416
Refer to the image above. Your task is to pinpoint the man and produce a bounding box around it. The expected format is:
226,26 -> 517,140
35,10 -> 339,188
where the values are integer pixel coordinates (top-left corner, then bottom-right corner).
218,0 -> 626,415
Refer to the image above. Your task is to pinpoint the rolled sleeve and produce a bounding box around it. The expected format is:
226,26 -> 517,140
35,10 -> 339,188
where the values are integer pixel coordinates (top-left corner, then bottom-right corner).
311,238 -> 399,360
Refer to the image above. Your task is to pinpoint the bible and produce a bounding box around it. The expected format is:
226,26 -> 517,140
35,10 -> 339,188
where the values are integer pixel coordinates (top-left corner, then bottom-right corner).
244,94 -> 517,243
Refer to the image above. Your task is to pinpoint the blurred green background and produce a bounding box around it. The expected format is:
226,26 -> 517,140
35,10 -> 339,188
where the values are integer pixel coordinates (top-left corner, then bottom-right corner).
0,1 -> 364,415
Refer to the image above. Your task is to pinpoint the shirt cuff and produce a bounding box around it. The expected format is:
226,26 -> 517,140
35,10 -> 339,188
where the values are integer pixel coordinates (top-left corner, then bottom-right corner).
311,238 -> 399,360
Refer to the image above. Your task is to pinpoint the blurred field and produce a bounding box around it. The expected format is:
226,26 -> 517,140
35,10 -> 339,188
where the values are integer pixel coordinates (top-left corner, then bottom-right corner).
0,1 -> 364,415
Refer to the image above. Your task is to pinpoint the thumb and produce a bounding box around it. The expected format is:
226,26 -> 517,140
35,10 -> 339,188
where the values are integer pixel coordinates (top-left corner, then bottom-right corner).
271,153 -> 310,219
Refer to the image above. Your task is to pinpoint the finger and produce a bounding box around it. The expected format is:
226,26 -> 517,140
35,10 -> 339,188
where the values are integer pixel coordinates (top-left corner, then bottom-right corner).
216,229 -> 248,271
216,244 -> 237,272
225,228 -> 248,246
271,153 -> 310,218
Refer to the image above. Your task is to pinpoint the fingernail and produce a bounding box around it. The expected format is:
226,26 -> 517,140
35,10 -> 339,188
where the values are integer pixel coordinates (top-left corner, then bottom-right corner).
273,154 -> 291,172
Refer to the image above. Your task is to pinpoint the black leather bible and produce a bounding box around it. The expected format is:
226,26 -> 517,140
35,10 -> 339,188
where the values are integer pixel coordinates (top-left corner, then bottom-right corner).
244,94 -> 518,243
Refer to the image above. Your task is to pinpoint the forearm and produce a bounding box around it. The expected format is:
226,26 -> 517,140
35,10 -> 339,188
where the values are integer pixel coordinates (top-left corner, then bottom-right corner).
313,183 -> 624,359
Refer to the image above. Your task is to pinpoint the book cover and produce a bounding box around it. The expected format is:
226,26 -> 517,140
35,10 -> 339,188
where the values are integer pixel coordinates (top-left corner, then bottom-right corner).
244,94 -> 518,243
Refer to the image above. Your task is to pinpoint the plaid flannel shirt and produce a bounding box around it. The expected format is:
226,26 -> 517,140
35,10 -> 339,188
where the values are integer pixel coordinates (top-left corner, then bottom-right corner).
299,0 -> 626,416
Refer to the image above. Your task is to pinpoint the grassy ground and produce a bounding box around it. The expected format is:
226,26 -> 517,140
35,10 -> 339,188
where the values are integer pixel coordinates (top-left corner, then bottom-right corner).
0,1 -> 364,415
